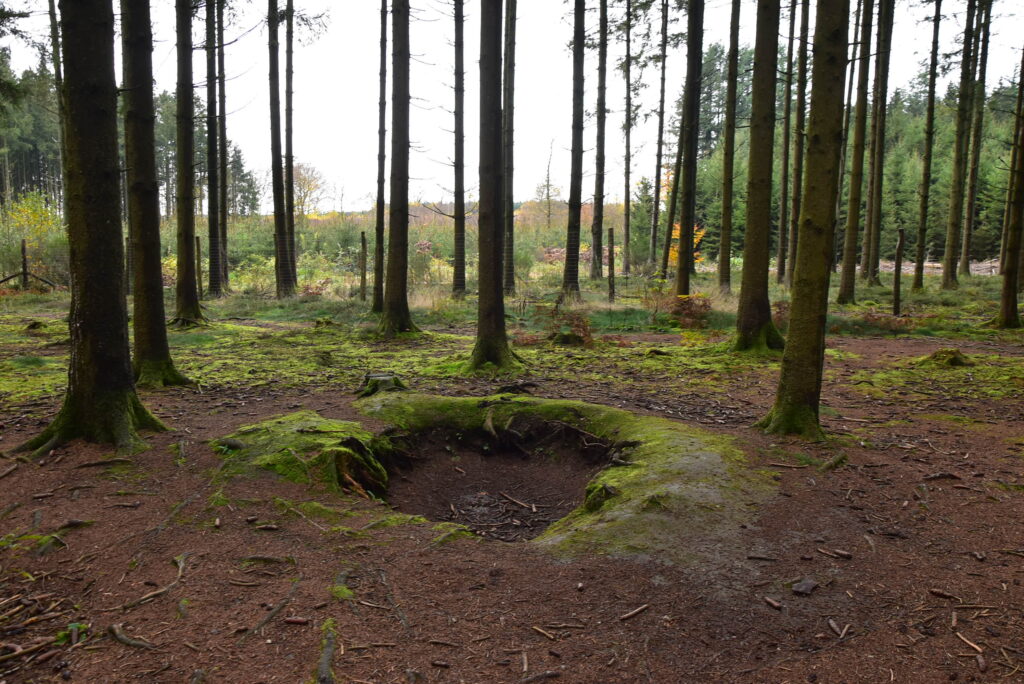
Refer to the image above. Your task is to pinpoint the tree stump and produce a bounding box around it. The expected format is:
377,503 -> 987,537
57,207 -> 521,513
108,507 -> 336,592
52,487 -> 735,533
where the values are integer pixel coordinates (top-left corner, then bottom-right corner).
357,373 -> 407,398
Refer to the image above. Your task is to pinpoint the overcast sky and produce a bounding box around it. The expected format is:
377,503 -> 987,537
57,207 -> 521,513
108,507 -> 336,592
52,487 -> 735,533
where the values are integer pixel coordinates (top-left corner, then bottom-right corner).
7,0 -> 1024,212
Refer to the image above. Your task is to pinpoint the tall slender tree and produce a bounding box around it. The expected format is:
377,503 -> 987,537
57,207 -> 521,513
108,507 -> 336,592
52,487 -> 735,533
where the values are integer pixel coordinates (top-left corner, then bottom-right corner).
941,0 -> 977,289
502,0 -> 518,294
453,0 -> 467,297
718,0 -> 741,294
381,0 -> 417,334
469,0 -> 517,370
590,0 -> 608,280
648,0 -> 669,272
217,0 -> 229,286
284,0 -> 297,283
122,0 -> 190,388
46,0 -> 65,209
206,0 -> 222,297
861,0 -> 894,286
372,0 -> 387,312
659,103 -> 685,280
619,0 -> 633,299
673,0 -> 703,296
836,0 -> 874,304
913,0 -> 942,290
268,0 -> 292,297
785,0 -> 809,288
20,0 -> 164,457
735,0 -> 785,351
959,0 -> 992,277
173,0 -> 203,322
777,0 -> 796,284
833,0 -> 862,264
759,0 -> 850,438
997,58 -> 1024,329
1002,49 -> 1024,275
562,0 -> 585,298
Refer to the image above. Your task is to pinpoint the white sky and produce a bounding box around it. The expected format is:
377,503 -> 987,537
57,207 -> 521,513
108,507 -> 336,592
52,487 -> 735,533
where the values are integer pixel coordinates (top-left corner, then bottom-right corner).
7,0 -> 1024,212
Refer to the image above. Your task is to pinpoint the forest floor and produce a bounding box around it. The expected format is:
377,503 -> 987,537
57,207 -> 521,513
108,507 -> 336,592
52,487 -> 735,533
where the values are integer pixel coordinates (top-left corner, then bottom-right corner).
2,284 -> 1024,683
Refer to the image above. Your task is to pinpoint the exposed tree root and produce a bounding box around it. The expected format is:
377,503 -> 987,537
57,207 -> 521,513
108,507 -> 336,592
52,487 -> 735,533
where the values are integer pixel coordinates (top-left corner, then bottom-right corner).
315,623 -> 338,684
248,579 -> 301,636
107,622 -> 155,649
120,553 -> 190,610
134,359 -> 193,389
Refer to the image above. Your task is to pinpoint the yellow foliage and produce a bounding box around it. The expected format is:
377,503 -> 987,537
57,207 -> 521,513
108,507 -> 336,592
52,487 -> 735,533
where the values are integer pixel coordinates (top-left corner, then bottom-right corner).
667,224 -> 706,267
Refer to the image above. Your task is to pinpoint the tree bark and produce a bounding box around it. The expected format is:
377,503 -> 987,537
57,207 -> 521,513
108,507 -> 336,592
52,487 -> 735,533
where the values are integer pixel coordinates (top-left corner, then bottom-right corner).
380,0 -> 418,335
173,0 -> 203,322
777,0 -> 796,285
832,0 -> 861,272
648,0 -> 669,271
673,0 -> 704,297
913,0 -> 941,290
718,0 -> 741,294
453,0 -> 467,297
502,0 -> 518,294
268,0 -> 293,297
940,0 -> 977,289
735,0 -> 785,352
561,0 -> 585,298
217,0 -> 229,286
122,0 -> 190,388
998,69 -> 1024,329
1000,50 -> 1024,275
785,0 -> 809,288
619,0 -> 632,300
205,0 -> 222,297
46,0 -> 66,211
590,0 -> 608,280
659,112 -> 684,281
468,0 -> 516,371
372,0 -> 387,312
21,0 -> 164,457
758,0 -> 849,438
861,0 -> 894,287
959,0 -> 991,278
285,0 -> 297,283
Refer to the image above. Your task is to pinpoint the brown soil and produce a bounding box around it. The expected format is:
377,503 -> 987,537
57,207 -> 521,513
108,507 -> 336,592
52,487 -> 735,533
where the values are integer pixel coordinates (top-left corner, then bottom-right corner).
2,334 -> 1024,683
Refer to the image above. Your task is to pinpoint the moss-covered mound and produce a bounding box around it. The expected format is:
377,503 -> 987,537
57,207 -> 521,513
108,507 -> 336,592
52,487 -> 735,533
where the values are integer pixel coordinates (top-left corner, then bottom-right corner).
212,411 -> 387,495
357,392 -> 776,565
916,348 -> 976,368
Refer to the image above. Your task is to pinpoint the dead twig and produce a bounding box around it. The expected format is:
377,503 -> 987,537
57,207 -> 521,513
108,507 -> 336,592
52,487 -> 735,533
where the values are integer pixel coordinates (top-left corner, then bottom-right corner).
0,463 -> 17,480
74,458 -> 133,469
0,637 -> 57,663
108,623 -> 155,649
249,579 -> 301,635
120,553 -> 191,610
618,604 -> 649,621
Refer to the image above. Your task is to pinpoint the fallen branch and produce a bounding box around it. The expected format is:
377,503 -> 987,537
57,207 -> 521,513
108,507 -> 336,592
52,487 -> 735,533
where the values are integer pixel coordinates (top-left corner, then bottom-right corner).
0,637 -> 57,664
618,604 -> 649,621
521,672 -> 561,682
120,553 -> 190,610
0,463 -> 17,480
74,458 -> 133,469
249,579 -> 301,635
316,626 -> 337,684
108,623 -> 155,649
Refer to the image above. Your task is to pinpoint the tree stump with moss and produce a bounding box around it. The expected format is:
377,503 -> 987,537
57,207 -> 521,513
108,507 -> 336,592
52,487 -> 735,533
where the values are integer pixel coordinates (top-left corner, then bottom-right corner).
357,373 -> 407,398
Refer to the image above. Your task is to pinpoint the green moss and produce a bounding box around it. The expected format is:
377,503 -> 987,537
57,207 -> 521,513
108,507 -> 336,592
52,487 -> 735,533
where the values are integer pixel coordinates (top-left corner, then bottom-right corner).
208,489 -> 230,507
358,392 -> 776,566
329,585 -> 355,600
850,352 -> 1024,400
360,513 -> 428,530
429,522 -> 478,545
212,411 -> 386,494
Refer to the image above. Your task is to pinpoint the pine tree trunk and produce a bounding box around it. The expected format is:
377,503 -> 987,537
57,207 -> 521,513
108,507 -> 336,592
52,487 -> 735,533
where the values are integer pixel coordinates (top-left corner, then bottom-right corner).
380,0 -> 417,335
453,0 -> 467,298
205,0 -> 222,297
502,0 -> 518,294
718,0 -> 741,294
469,0 -> 516,370
648,0 -> 669,270
832,0 -> 861,270
785,0 -> 809,288
20,0 -> 164,457
735,0 -> 785,352
659,117 -> 684,280
861,0 -> 894,287
836,0 -> 873,303
1001,49 -> 1024,276
998,71 -> 1024,329
285,0 -> 297,284
372,0 -> 387,312
46,0 -> 66,211
777,0 -> 796,285
590,0 -> 608,280
268,0 -> 292,298
674,0 -> 704,297
121,0 -> 190,388
913,0 -> 941,290
959,0 -> 991,278
217,0 -> 229,286
174,0 -> 203,322
940,0 -> 977,289
562,0 -> 585,298
619,0 -> 632,299
759,0 -> 849,438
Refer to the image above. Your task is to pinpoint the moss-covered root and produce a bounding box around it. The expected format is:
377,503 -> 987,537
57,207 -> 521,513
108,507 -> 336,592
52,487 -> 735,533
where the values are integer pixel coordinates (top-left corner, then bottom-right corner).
756,403 -> 825,441
464,338 -> 523,375
169,314 -> 207,329
733,321 -> 786,353
315,619 -> 338,684
15,391 -> 166,458
134,359 -> 193,389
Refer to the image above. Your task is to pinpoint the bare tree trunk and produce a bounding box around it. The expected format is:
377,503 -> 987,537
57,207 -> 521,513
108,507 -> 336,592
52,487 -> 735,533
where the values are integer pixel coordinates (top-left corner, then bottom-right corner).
590,0 -> 608,280
453,0 -> 467,298
735,0 -> 785,352
469,0 -> 516,370
174,0 -> 203,322
217,0 -> 229,286
940,0 -> 977,289
758,0 -> 849,438
648,0 -> 669,271
913,0 -> 941,290
372,0 -> 387,312
860,0 -> 893,287
659,116 -> 684,280
832,0 -> 861,271
502,0 -> 518,294
718,0 -> 741,294
998,67 -> 1024,329
268,0 -> 293,298
285,0 -> 297,283
1000,52 -> 1023,275
674,0 -> 704,297
46,0 -> 66,211
619,0 -> 632,300
785,0 -> 809,288
959,0 -> 991,278
380,0 -> 417,335
206,0 -> 222,297
777,0 -> 796,285
562,0 -> 585,298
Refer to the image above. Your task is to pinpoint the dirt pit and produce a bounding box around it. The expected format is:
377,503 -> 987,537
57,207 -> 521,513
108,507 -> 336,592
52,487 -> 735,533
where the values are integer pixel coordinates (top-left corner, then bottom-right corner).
384,426 -> 611,542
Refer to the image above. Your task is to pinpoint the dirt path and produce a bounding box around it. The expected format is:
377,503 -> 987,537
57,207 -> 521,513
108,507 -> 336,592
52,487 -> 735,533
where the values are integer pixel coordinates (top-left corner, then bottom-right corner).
2,334 -> 1024,682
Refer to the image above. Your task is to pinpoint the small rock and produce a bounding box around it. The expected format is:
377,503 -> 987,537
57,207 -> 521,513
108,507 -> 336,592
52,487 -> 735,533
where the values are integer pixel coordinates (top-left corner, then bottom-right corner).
792,578 -> 819,596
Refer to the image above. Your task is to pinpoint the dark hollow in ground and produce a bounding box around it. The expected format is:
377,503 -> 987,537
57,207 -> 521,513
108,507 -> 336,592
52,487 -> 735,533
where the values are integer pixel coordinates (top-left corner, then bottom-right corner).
384,425 -> 611,542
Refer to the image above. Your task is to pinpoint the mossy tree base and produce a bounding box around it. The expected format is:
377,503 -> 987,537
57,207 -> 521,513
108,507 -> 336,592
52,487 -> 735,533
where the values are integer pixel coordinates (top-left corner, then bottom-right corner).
756,404 -> 825,440
134,359 -> 193,389
16,391 -> 166,459
377,313 -> 419,339
733,321 -> 785,353
465,339 -> 523,374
